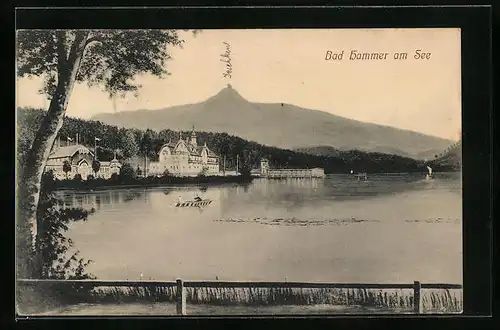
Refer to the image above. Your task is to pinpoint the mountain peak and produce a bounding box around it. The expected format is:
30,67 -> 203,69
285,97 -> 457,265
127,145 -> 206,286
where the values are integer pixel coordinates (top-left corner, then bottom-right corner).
207,84 -> 247,103
91,85 -> 454,159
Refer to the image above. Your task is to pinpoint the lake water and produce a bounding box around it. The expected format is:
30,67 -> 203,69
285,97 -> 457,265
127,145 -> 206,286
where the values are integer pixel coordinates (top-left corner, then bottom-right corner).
59,173 -> 462,284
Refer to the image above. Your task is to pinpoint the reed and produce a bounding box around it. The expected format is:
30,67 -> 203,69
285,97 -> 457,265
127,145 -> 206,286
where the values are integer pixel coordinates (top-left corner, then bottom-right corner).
81,286 -> 462,313
89,286 -> 177,304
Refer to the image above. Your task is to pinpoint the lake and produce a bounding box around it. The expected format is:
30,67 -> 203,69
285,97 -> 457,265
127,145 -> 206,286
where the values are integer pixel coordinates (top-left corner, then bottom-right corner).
59,173 -> 462,284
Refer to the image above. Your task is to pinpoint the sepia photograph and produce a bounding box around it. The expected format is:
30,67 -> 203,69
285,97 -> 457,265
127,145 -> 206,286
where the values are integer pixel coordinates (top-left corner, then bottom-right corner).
16,28 -> 462,316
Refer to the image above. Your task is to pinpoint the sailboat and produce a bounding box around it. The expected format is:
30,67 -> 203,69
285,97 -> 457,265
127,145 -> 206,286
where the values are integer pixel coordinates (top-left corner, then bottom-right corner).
426,166 -> 434,181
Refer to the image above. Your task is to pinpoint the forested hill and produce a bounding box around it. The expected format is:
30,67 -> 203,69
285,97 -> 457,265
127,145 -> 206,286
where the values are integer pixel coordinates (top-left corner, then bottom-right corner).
91,85 -> 453,160
293,146 -> 342,157
17,108 -> 437,174
428,140 -> 462,171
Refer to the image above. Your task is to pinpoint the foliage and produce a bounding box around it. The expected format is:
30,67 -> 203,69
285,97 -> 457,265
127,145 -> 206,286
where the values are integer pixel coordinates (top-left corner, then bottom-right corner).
35,171 -> 96,279
16,29 -> 188,281
426,139 -> 461,172
62,160 -> 72,178
119,163 -> 136,180
139,129 -> 156,158
52,173 -> 253,190
197,167 -> 208,177
17,30 -> 184,99
239,166 -> 252,177
92,160 -> 101,175
16,108 -> 436,175
118,129 -> 139,159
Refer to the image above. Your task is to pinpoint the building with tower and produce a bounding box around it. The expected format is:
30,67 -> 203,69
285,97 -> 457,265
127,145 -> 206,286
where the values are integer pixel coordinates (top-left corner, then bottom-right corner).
148,127 -> 220,177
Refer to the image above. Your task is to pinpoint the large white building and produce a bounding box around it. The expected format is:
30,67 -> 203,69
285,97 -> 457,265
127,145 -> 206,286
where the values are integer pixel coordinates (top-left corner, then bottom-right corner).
45,143 -> 121,180
148,128 -> 220,177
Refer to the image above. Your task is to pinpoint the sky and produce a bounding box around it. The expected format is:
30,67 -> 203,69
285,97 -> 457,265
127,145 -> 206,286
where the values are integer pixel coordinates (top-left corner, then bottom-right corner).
16,28 -> 461,140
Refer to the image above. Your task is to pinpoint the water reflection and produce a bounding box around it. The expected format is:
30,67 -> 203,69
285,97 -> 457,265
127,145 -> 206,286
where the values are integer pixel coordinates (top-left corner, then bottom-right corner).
61,173 -> 462,283
58,173 -> 460,213
59,189 -> 144,211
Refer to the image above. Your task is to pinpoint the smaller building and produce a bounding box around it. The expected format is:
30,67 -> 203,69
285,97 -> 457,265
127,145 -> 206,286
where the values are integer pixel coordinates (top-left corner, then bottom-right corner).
45,144 -> 121,180
96,158 -> 122,179
250,168 -> 262,177
255,158 -> 325,178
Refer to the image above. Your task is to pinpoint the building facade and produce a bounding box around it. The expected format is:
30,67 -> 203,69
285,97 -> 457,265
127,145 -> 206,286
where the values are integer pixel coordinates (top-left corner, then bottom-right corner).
255,158 -> 325,178
45,144 -> 121,180
148,128 -> 220,177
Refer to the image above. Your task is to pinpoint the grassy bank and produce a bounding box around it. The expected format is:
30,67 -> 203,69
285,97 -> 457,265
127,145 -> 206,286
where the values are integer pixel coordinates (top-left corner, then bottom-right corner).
17,284 -> 462,315
92,286 -> 462,313
53,175 -> 254,191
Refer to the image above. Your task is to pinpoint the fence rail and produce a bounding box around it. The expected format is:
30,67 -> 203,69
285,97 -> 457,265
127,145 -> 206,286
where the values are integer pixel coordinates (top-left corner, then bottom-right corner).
17,279 -> 462,315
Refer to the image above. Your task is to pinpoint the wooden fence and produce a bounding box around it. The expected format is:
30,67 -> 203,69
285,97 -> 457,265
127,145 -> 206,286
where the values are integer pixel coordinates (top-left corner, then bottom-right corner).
17,279 -> 462,315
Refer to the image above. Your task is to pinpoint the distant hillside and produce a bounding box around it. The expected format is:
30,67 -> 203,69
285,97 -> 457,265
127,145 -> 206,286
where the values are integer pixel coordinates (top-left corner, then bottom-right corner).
17,108 -> 430,174
91,85 -> 453,160
429,140 -> 462,171
294,146 -> 341,157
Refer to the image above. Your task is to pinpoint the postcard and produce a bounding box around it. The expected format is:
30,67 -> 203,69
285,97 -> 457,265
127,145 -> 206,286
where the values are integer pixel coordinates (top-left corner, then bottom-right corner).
16,28 -> 462,316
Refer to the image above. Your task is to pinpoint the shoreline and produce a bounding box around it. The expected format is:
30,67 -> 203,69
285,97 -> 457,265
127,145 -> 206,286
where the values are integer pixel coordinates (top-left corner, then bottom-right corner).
53,175 -> 254,191
52,171 -> 461,192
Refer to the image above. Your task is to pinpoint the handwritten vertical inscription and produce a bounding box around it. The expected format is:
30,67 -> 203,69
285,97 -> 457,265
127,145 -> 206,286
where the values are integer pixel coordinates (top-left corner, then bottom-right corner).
220,42 -> 232,79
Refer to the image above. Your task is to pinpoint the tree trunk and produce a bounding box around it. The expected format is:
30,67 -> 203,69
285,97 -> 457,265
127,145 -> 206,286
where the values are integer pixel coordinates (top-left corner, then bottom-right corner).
17,31 -> 89,278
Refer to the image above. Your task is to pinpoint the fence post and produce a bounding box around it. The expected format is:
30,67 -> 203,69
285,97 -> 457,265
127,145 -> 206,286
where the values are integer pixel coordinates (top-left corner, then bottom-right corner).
413,281 -> 421,314
176,279 -> 186,316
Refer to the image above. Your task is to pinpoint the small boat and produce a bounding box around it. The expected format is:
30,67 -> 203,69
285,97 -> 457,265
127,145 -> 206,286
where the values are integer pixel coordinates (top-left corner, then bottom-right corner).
175,196 -> 212,208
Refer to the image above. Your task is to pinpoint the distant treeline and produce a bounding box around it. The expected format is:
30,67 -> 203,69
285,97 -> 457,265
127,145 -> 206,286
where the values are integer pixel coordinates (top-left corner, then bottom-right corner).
428,140 -> 461,171
17,108 -> 458,174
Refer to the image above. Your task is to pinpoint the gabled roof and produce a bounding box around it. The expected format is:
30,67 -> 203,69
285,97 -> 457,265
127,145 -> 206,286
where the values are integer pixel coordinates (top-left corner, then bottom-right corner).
49,144 -> 94,159
77,158 -> 90,166
195,145 -> 218,158
157,138 -> 219,158
157,142 -> 177,154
